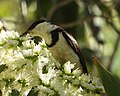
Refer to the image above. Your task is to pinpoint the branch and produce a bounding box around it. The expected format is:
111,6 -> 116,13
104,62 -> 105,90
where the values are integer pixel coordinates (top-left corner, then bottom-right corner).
106,18 -> 120,71
108,36 -> 120,71
58,14 -> 118,28
60,19 -> 84,28
106,19 -> 120,35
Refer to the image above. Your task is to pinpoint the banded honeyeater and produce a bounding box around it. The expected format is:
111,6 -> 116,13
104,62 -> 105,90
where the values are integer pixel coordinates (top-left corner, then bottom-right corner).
20,20 -> 88,73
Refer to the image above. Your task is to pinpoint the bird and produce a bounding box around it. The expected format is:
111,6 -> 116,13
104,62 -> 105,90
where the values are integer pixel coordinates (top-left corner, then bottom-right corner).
20,20 -> 88,73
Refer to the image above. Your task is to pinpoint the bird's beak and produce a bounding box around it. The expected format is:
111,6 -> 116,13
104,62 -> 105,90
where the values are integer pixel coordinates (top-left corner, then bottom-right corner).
20,31 -> 29,37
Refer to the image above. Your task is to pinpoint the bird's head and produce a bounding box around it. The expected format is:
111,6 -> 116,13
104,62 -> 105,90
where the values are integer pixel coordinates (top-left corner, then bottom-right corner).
20,20 -> 58,38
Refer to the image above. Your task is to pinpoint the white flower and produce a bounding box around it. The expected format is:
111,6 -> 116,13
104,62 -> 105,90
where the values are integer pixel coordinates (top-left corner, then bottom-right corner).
37,56 -> 49,67
64,61 -> 74,74
39,40 -> 46,47
38,67 -> 56,85
65,84 -> 82,96
50,78 -> 65,96
38,85 -> 55,95
13,49 -> 26,64
0,30 -> 19,46
22,49 -> 34,57
81,81 -> 95,90
0,30 -> 7,45
7,39 -> 19,46
0,29 -> 104,96
0,21 -> 3,29
0,48 -> 6,63
72,78 -> 80,85
5,30 -> 19,39
22,40 -> 35,49
33,44 -> 42,54
79,74 -> 88,82
72,68 -> 82,76
3,49 -> 15,64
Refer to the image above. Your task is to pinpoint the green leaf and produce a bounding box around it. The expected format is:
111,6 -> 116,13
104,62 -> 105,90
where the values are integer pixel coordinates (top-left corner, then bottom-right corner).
92,56 -> 120,96
9,89 -> 20,96
0,64 -> 8,73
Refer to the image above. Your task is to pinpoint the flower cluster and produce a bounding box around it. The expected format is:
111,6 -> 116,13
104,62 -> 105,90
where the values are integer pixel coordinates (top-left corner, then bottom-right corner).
0,22 -> 104,96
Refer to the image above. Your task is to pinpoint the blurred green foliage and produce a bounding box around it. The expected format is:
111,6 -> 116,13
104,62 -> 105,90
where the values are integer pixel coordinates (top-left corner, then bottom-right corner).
93,56 -> 120,96
0,0 -> 120,77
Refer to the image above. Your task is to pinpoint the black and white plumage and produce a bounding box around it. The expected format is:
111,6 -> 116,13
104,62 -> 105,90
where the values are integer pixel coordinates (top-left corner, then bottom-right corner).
21,20 -> 88,73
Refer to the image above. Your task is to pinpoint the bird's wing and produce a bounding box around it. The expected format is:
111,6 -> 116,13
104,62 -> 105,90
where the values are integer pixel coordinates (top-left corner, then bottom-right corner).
62,31 -> 88,73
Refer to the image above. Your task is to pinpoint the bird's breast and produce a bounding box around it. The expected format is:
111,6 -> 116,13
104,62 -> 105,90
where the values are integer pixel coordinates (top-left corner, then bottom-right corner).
48,33 -> 81,68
